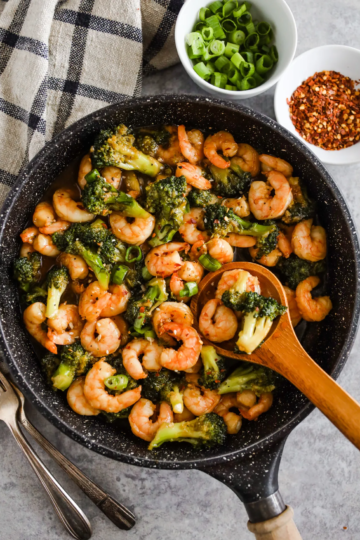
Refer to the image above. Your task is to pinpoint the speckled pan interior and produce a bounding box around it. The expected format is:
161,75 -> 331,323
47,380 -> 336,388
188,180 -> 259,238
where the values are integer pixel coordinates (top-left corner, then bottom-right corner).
0,95 -> 359,469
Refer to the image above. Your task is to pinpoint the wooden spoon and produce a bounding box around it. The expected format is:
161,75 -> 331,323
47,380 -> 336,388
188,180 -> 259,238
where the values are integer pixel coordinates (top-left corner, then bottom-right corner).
191,261 -> 360,450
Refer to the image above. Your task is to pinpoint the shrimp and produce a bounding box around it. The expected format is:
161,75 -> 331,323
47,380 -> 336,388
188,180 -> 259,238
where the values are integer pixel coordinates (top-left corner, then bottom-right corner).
145,241 -> 189,277
225,234 -> 257,248
222,196 -> 250,217
232,143 -> 260,177
78,154 -> 93,189
170,261 -> 204,302
199,299 -> 238,342
238,392 -> 273,421
39,220 -> 71,235
20,243 -> 35,258
237,390 -> 257,408
214,394 -> 242,434
179,208 -> 210,244
174,406 -> 195,423
156,125 -> 184,166
204,131 -> 238,169
249,246 -> 282,267
84,360 -> 141,412
129,398 -> 173,442
152,302 -> 194,346
109,315 -> 130,347
216,269 -> 261,300
176,162 -> 212,190
53,188 -> 94,223
67,378 -> 100,416
283,286 -> 302,327
160,323 -> 202,371
33,233 -> 60,257
291,219 -> 327,262
190,238 -> 234,264
122,171 -> 141,199
47,304 -> 84,345
183,374 -> 220,416
23,302 -> 57,354
109,212 -> 155,245
20,226 -> 39,244
249,170 -> 293,220
79,281 -> 111,322
122,338 -> 163,380
99,284 -> 129,317
70,280 -> 85,295
58,253 -> 89,281
177,125 -> 204,164
81,318 -> 121,357
295,276 -> 332,322
277,230 -> 293,258
259,154 -> 293,178
33,202 -> 56,228
101,166 -> 121,190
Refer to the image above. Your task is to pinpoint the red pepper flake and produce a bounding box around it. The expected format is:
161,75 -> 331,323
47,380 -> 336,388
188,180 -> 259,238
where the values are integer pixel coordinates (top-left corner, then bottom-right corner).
139,306 -> 145,313
287,70 -> 360,150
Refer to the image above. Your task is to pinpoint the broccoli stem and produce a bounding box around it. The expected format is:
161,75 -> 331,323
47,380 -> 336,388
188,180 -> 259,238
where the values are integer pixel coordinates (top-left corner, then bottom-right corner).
234,216 -> 276,237
148,422 -> 205,449
75,242 -> 110,290
51,362 -> 75,391
105,192 -> 151,219
169,385 -> 184,414
45,287 -> 63,319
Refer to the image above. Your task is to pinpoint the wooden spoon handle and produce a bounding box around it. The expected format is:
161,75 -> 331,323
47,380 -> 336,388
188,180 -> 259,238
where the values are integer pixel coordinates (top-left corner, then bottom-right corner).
248,507 -> 302,540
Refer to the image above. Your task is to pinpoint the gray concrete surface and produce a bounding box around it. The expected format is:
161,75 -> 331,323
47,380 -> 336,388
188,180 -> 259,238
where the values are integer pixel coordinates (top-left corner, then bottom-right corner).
1,0 -> 360,538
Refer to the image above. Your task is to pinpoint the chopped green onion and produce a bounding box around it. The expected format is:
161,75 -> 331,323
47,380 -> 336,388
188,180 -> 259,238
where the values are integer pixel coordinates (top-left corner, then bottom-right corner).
130,325 -> 156,339
209,1 -> 223,14
206,61 -> 217,74
230,51 -> 245,69
111,264 -> 129,285
245,32 -> 260,50
199,7 -> 211,21
259,33 -> 272,46
194,21 -> 206,32
194,61 -> 212,79
246,22 -> 256,35
257,21 -> 271,36
228,66 -> 240,84
215,55 -> 231,73
105,375 -> 128,393
202,45 -> 217,61
125,246 -> 142,263
239,61 -> 255,78
206,15 -> 226,39
256,54 -> 273,75
221,19 -> 237,33
270,45 -> 278,63
222,1 -> 237,17
237,76 -> 257,90
225,84 -> 237,90
201,26 -> 214,41
228,29 -> 245,45
252,71 -> 264,85
262,45 -> 270,53
238,10 -> 252,25
179,282 -> 199,298
211,72 -> 228,88
224,42 -> 240,58
254,52 -> 263,62
186,32 -> 204,47
242,51 -> 254,63
210,39 -> 226,56
199,253 -> 222,271
141,266 -> 153,281
188,44 -> 204,60
233,3 -> 247,18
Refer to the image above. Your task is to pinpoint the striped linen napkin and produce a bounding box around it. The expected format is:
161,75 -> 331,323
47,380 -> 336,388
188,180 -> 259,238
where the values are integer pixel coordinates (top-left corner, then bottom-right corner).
0,0 -> 183,208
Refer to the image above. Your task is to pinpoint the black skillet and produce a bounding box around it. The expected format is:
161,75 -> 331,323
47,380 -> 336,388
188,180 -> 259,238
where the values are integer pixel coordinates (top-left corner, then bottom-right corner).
0,96 -> 359,536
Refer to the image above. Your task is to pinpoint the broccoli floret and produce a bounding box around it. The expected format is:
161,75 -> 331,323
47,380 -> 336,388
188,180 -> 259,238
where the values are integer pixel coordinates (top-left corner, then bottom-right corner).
45,266 -> 69,319
101,408 -> 132,422
208,161 -> 252,197
222,290 -> 287,354
282,177 -> 316,224
14,252 -> 41,292
148,413 -> 227,450
124,278 -> 168,332
253,221 -> 279,259
134,128 -> 171,157
82,219 -> 127,265
203,204 -> 276,239
187,188 -> 219,208
40,352 -> 60,385
81,169 -> 150,218
160,372 -> 185,414
277,254 -> 326,290
123,260 -> 145,290
145,176 -> 188,246
141,369 -> 172,402
23,284 -> 48,305
218,364 -> 275,396
198,346 -> 226,390
51,343 -> 93,391
91,124 -> 162,177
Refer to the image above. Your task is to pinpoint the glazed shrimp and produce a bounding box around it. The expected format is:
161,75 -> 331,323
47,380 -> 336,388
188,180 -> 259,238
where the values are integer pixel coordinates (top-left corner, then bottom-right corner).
216,269 -> 261,300
80,318 -> 121,357
145,242 -> 189,277
214,394 -> 242,434
190,238 -> 234,264
58,252 -> 89,280
179,208 -> 210,244
249,246 -> 282,267
176,162 -> 212,190
78,154 -> 93,189
174,406 -> 195,423
238,392 -> 273,421
67,378 -> 100,416
152,302 -> 194,345
160,323 -> 202,371
99,284 -> 129,317
39,220 -> 71,235
33,202 -> 56,228
277,231 -> 293,258
283,286 -> 302,327
199,299 -> 238,343
20,243 -> 35,258
232,143 -> 260,177
295,276 -> 332,322
225,234 -> 257,248
84,360 -> 141,412
109,315 -> 130,347
101,166 -> 121,190
20,226 -> 39,244
129,398 -> 173,442
23,302 -> 57,354
122,339 -> 163,380
110,212 -> 155,245
259,154 -> 293,177
248,170 -> 293,220
47,304 -> 84,345
222,196 -> 250,217
53,188 -> 94,223
183,374 -> 220,416
170,261 -> 204,301
204,131 -> 238,169
177,126 -> 204,164
237,390 -> 257,409
33,233 -> 60,257
156,125 -> 184,166
291,219 -> 327,262
79,281 -> 111,322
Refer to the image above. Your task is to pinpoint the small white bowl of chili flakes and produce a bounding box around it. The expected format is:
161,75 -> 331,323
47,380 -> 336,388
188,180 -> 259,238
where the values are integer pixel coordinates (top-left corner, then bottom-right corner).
274,44 -> 360,165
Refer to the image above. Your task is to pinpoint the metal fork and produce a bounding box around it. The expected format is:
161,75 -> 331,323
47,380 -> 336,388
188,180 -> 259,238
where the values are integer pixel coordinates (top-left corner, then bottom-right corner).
12,382 -> 136,530
0,371 -> 92,540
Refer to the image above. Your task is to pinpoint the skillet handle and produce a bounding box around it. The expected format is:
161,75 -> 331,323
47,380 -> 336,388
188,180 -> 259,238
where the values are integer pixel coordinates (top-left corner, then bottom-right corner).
248,506 -> 302,539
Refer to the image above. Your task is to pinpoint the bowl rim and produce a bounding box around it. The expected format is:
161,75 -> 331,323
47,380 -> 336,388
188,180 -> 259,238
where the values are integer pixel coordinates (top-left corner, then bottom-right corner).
274,44 -> 360,165
175,0 -> 298,97
1,94 -> 360,468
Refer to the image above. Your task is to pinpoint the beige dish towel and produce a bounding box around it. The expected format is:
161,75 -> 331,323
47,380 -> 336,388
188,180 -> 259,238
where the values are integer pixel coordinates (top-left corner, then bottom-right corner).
0,0 -> 183,207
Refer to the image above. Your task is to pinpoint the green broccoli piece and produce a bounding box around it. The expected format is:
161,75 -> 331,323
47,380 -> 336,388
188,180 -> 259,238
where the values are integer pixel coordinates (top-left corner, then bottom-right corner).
91,124 -> 162,177
187,188 -> 219,208
208,161 -> 252,197
124,278 -> 168,332
145,176 -> 188,246
277,254 -> 326,290
218,364 -> 275,396
282,177 -> 316,224
253,221 -> 279,259
14,252 -> 41,292
51,343 -> 93,391
82,219 -> 127,265
148,413 -> 227,450
23,284 -> 48,305
198,345 -> 226,390
141,369 -> 172,402
160,372 -> 185,414
101,408 -> 132,422
123,260 -> 146,290
45,267 -> 69,319
40,352 -> 60,385
203,204 -> 276,239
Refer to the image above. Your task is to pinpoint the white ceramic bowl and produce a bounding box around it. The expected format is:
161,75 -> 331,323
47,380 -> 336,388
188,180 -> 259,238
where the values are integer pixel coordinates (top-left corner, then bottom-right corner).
274,45 -> 360,165
175,0 -> 297,100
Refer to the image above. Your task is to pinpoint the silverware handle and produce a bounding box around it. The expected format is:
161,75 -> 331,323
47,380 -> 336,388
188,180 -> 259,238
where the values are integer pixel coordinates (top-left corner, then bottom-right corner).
6,418 -> 92,540
20,416 -> 135,530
